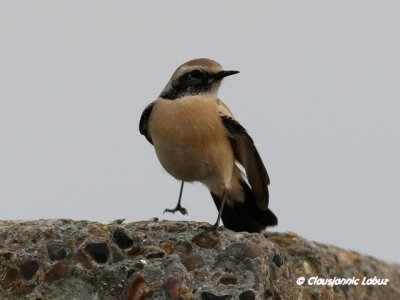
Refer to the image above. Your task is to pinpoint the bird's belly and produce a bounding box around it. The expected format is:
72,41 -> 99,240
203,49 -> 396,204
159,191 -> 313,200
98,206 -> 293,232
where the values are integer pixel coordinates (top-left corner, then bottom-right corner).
148,98 -> 234,184
155,142 -> 215,181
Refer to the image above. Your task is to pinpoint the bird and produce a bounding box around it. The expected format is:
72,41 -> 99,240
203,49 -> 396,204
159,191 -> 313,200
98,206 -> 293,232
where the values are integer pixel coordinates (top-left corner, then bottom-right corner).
139,58 -> 278,233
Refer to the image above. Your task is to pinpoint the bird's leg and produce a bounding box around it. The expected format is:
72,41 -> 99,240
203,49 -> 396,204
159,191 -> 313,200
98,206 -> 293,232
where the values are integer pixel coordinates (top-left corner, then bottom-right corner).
163,181 -> 188,215
202,189 -> 227,234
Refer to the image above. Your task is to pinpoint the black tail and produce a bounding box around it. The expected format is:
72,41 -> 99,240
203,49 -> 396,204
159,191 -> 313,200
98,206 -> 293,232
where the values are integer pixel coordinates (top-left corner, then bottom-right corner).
211,180 -> 278,233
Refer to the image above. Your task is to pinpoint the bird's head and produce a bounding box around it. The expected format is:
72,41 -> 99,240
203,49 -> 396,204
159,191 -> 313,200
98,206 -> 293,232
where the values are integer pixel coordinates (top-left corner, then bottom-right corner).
160,58 -> 239,100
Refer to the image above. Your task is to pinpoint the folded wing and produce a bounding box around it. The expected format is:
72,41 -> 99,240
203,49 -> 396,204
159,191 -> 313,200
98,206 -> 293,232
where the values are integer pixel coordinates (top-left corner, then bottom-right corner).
220,115 -> 270,211
139,102 -> 155,144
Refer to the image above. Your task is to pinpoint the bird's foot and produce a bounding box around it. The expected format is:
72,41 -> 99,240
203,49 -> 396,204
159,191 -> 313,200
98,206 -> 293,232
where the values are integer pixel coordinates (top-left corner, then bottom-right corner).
163,205 -> 188,215
200,221 -> 221,235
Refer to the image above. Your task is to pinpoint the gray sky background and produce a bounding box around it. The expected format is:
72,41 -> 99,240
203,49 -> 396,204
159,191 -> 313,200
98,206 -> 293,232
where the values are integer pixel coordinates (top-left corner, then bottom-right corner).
1,1 -> 399,263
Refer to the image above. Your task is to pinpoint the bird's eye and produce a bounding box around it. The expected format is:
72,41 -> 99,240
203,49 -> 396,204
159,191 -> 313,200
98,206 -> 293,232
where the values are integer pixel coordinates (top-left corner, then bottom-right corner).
188,70 -> 205,80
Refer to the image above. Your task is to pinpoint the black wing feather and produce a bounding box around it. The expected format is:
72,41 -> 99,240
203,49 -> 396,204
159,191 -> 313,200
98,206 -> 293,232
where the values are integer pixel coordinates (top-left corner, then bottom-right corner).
139,102 -> 155,144
221,116 -> 270,210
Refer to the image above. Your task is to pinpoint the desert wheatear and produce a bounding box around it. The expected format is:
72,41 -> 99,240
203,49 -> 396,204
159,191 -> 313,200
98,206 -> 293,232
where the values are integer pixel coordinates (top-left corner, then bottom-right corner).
139,58 -> 277,232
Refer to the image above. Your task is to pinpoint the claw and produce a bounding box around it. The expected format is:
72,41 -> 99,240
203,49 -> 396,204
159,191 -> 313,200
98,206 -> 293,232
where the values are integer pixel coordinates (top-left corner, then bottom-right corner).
199,221 -> 221,235
163,205 -> 188,215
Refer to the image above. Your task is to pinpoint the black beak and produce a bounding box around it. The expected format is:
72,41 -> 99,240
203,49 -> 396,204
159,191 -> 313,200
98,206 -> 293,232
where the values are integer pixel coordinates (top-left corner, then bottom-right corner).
211,70 -> 240,80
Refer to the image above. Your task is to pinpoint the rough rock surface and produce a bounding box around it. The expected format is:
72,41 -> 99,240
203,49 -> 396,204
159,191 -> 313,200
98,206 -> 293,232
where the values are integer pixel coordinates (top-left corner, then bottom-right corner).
0,219 -> 399,299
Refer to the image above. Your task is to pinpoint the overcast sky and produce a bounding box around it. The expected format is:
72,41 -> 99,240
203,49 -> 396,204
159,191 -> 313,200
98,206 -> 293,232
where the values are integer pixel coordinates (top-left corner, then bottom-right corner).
1,1 -> 399,263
